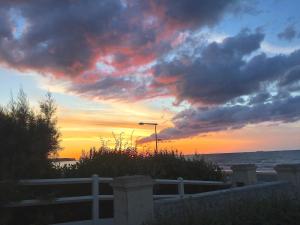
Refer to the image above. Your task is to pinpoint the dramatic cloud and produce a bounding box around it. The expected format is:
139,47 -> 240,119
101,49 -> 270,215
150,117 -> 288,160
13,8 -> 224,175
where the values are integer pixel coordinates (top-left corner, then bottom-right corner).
70,75 -> 170,101
155,0 -> 236,26
1,1 -> 300,142
0,0 -> 240,78
0,0 -> 244,102
140,94 -> 300,142
0,8 -> 11,39
278,25 -> 298,41
154,30 -> 300,105
279,65 -> 300,87
140,30 -> 300,142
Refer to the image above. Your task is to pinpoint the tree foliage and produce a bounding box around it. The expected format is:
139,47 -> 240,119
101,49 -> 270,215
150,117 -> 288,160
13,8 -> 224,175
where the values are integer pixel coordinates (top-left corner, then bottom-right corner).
0,90 -> 60,179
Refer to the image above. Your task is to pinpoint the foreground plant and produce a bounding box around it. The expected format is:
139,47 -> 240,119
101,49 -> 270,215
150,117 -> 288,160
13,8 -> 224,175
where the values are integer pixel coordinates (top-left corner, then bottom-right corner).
61,147 -> 223,181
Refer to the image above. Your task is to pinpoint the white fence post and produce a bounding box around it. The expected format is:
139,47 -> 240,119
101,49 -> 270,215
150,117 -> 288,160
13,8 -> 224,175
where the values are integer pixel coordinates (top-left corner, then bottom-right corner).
177,177 -> 184,198
231,164 -> 257,186
275,164 -> 300,186
92,174 -> 99,224
111,175 -> 154,225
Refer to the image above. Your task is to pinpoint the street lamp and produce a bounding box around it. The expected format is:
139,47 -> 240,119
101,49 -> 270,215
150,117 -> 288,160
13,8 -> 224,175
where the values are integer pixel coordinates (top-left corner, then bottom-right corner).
139,122 -> 158,152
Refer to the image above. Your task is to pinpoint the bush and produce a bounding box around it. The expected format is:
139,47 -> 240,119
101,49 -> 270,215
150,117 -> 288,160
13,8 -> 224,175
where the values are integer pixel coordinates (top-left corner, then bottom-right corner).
61,147 -> 224,181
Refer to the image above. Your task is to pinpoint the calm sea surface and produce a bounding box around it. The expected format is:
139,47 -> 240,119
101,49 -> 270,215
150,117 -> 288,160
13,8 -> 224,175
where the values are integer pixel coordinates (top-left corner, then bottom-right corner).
201,150 -> 300,172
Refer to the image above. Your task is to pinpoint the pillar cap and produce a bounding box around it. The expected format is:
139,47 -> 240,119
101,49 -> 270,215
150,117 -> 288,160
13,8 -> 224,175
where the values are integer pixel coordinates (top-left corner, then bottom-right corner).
274,164 -> 300,172
231,164 -> 257,171
111,175 -> 154,189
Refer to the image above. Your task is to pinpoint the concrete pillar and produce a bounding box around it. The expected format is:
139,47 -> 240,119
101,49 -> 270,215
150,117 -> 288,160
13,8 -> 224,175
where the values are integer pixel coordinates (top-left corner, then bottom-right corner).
111,175 -> 154,225
231,164 -> 257,186
274,164 -> 300,186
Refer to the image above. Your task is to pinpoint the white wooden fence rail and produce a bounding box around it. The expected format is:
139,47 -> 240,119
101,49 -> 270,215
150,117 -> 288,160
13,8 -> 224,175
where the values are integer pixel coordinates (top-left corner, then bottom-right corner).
5,175 -> 227,223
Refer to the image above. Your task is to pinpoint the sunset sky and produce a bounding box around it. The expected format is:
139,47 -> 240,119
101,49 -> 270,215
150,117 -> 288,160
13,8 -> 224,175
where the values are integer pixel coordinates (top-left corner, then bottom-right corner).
1,0 -> 300,158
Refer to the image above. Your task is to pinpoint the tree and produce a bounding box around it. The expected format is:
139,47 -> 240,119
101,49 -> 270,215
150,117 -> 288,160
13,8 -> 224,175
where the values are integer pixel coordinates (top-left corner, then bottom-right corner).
0,90 -> 60,179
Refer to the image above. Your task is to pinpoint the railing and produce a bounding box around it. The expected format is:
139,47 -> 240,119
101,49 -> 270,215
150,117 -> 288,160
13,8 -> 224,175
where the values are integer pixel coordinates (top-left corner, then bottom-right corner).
154,177 -> 227,199
6,175 -> 114,224
4,175 -> 228,224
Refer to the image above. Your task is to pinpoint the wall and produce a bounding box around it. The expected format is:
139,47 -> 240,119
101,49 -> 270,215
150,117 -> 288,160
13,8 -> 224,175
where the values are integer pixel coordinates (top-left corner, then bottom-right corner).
154,181 -> 293,219
225,171 -> 278,182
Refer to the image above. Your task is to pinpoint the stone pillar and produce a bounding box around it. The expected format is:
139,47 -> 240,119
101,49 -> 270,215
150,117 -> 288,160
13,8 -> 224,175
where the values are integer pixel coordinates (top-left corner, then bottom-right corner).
231,164 -> 257,186
111,175 -> 154,225
274,164 -> 300,186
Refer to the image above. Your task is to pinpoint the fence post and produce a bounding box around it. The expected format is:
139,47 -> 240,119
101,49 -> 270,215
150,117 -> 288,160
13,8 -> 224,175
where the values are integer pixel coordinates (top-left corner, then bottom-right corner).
111,175 -> 154,225
275,164 -> 300,186
177,177 -> 184,198
92,174 -> 99,224
231,164 -> 257,186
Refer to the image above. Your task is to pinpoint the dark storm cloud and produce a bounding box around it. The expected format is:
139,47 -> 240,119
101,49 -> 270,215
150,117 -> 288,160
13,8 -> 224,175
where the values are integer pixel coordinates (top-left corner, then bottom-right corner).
139,94 -> 300,142
70,75 -> 169,101
156,0 -> 235,25
248,92 -> 271,105
0,9 -> 11,38
2,1 -> 300,142
0,0 -> 245,102
279,65 -> 300,86
154,30 -> 300,105
156,0 -> 257,26
135,30 -> 300,142
0,0 -> 125,75
278,66 -> 300,92
0,0 -> 242,77
70,76 -> 146,101
278,25 -> 298,41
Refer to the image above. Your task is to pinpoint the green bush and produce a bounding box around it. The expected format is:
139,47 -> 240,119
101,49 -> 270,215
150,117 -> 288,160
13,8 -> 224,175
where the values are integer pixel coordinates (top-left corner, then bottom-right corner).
61,147 -> 224,181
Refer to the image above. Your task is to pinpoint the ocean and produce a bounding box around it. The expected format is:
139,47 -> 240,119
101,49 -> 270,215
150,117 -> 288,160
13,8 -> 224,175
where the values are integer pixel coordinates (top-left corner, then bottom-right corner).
201,149 -> 300,172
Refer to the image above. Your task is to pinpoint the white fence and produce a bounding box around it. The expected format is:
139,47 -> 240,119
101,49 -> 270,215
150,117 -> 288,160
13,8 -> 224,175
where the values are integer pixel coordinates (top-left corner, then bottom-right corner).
5,175 -> 227,224
4,163 -> 300,225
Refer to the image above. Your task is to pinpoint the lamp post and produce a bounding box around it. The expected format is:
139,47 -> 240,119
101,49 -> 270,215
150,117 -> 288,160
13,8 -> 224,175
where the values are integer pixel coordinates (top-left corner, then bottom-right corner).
139,122 -> 158,152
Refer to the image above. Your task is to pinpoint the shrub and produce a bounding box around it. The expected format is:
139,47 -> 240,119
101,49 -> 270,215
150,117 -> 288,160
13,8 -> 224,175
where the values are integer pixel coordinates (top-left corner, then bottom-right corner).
61,147 -> 224,181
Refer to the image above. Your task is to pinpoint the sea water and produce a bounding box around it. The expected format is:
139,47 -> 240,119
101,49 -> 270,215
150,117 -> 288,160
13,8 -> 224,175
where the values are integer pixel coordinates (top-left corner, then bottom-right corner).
201,149 -> 300,172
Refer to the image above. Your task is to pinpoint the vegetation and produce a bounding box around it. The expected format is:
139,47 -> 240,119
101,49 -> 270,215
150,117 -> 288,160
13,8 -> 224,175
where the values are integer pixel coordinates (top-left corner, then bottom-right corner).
61,147 -> 223,181
0,90 -> 60,180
